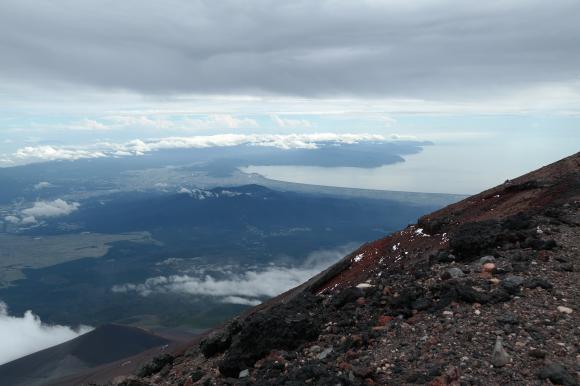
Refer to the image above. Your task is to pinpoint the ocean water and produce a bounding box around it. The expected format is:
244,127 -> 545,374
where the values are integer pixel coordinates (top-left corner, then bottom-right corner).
241,142 -> 574,195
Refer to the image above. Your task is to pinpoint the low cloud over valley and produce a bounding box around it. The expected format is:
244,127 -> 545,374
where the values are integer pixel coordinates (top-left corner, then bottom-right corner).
112,244 -> 358,306
0,302 -> 92,365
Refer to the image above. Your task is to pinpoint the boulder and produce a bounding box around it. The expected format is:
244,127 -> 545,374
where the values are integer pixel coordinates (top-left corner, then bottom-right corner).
491,337 -> 510,367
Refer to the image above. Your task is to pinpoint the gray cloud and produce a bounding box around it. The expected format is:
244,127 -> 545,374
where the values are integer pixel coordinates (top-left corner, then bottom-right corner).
0,0 -> 579,99
0,301 -> 92,365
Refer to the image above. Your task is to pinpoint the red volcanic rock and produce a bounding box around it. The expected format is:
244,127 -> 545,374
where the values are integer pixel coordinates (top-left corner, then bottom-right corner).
377,315 -> 394,326
482,262 -> 496,272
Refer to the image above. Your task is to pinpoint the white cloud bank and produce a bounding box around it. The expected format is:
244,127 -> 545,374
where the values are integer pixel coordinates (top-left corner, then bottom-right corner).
14,146 -> 107,164
112,244 -> 357,305
33,181 -> 54,190
22,199 -> 79,218
74,114 -> 259,131
3,133 -> 391,166
6,199 -> 80,226
0,301 -> 92,365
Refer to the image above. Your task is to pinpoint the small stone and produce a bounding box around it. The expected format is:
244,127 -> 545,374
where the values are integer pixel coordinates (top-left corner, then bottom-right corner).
356,283 -> 374,289
353,366 -> 373,378
339,361 -> 352,371
489,278 -> 501,285
559,262 -> 574,272
529,349 -> 547,359
482,263 -> 496,273
377,315 -> 394,326
443,268 -> 465,279
491,337 -> 510,367
318,347 -> 333,360
436,252 -> 456,262
443,310 -> 453,317
309,345 -> 321,353
497,313 -> 519,325
557,306 -> 573,314
502,276 -> 524,294
412,297 -> 432,311
479,255 -> 496,265
474,309 -> 481,316
538,363 -> 576,386
190,370 -> 204,382
524,277 -> 553,290
239,369 -> 250,378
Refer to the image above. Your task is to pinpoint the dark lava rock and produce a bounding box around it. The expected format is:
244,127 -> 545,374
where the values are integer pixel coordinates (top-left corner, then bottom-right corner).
136,354 -> 174,378
441,267 -> 465,280
504,180 -> 541,193
433,282 -> 480,306
528,349 -> 547,359
501,276 -> 525,294
496,313 -> 519,325
200,331 -> 232,358
431,280 -> 513,309
511,261 -> 530,272
434,251 -> 456,263
503,212 -> 536,230
450,220 -> 503,259
525,326 -> 545,341
523,238 -> 557,250
219,295 -> 321,377
451,214 -> 540,259
333,287 -> 365,308
479,255 -> 496,264
200,320 -> 242,358
524,277 -> 553,290
411,297 -> 432,311
117,378 -> 151,386
559,262 -> 574,272
538,363 -> 577,386
487,288 -> 512,303
276,364 -> 354,386
405,365 -> 442,384
388,286 -> 425,315
542,239 -> 558,250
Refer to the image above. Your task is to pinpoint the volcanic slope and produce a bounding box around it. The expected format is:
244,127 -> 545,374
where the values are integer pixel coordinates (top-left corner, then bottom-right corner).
120,152 -> 579,386
0,324 -> 176,386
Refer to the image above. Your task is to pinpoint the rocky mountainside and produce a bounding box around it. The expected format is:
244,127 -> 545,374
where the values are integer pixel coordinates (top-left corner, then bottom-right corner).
115,153 -> 579,386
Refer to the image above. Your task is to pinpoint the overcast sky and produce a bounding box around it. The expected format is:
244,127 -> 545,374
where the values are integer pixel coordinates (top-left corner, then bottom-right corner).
0,0 -> 578,166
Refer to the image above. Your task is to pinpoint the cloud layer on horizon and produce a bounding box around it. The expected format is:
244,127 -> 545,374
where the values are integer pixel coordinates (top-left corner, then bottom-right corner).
0,301 -> 92,365
2,132 -> 402,166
